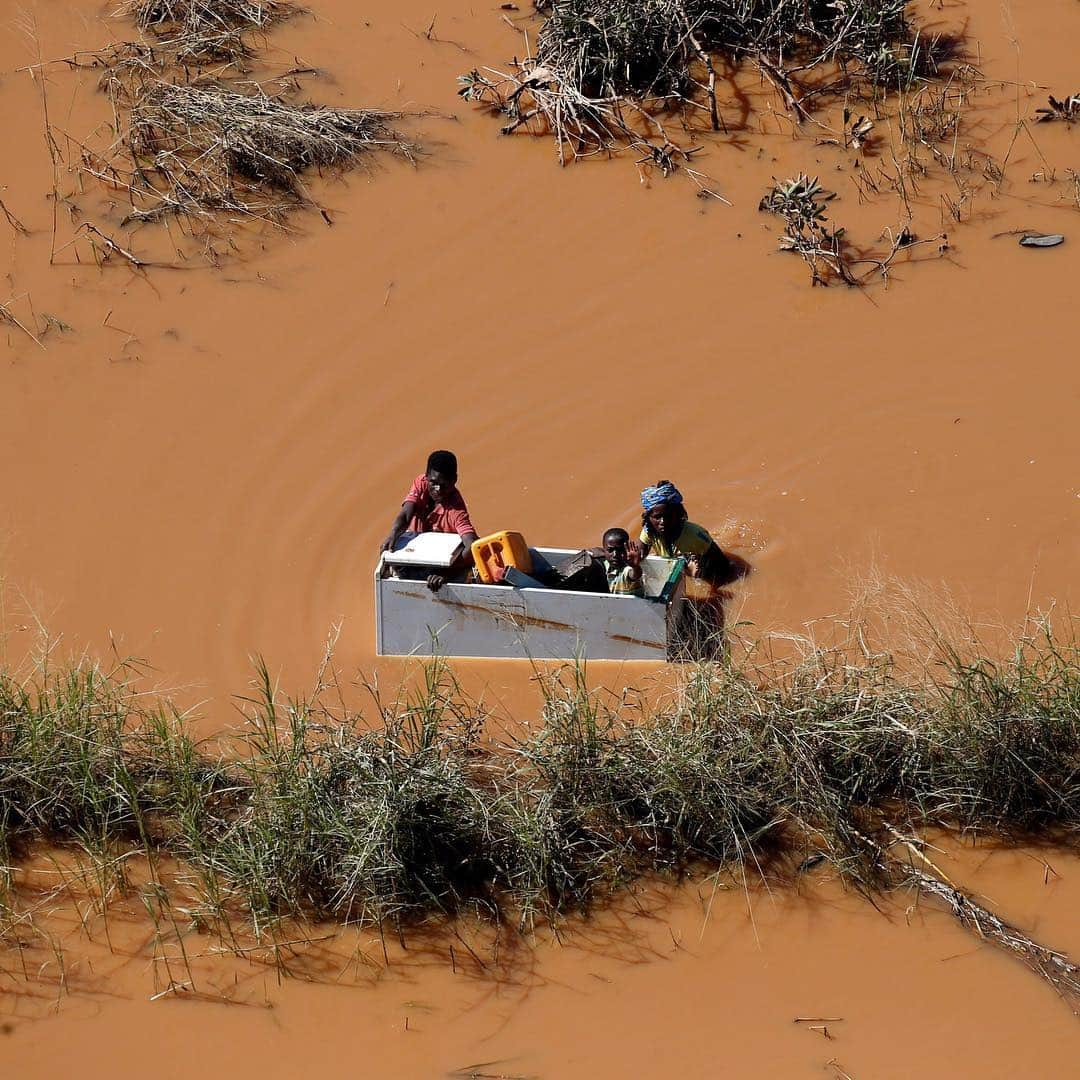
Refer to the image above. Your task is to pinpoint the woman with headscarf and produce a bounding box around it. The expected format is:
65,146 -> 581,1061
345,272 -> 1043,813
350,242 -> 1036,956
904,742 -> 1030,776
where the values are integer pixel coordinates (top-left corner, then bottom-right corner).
635,480 -> 730,658
636,481 -> 730,582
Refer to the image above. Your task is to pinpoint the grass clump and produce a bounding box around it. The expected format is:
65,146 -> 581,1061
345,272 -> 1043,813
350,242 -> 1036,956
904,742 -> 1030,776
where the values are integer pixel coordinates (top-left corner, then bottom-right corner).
0,660 -> 232,878
111,82 -> 415,225
0,665 -> 143,847
117,0 -> 294,62
2,618 -> 1080,1001
518,666 -> 781,892
905,642 -> 1080,832
197,661 -> 512,929
460,0 -> 944,168
38,0 -> 417,260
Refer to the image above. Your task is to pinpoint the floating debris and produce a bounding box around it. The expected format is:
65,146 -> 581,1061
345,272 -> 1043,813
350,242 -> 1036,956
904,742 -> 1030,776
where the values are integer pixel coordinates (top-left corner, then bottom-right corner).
1019,233 -> 1065,248
1035,93 -> 1080,124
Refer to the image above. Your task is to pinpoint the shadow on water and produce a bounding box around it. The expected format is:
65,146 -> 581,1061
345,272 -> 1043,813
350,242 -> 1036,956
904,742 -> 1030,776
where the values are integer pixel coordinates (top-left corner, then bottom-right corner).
0,859 -> 749,1018
674,548 -> 751,662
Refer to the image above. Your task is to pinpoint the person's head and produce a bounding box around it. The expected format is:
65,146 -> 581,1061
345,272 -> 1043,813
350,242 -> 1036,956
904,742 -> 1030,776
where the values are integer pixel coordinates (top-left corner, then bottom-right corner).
602,527 -> 630,568
641,480 -> 687,540
425,450 -> 458,503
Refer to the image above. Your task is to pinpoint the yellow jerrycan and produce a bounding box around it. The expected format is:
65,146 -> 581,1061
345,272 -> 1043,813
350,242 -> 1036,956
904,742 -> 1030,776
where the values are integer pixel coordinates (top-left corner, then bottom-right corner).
471,531 -> 533,584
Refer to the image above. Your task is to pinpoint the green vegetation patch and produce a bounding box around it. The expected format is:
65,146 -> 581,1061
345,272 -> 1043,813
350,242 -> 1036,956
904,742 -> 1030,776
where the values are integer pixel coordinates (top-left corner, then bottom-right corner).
2,627 -> 1079,1000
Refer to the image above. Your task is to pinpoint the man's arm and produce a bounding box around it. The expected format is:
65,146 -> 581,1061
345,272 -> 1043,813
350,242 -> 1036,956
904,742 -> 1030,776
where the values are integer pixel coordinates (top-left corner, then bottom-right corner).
446,511 -> 478,571
381,500 -> 416,553
458,530 -> 479,565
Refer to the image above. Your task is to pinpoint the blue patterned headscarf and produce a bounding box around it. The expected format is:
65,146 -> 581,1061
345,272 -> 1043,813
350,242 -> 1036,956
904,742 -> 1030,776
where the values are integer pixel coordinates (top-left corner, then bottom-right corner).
641,481 -> 683,512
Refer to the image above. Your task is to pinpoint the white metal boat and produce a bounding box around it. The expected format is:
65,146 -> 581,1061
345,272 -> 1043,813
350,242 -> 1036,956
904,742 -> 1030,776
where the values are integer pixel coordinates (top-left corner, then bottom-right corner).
375,544 -> 689,660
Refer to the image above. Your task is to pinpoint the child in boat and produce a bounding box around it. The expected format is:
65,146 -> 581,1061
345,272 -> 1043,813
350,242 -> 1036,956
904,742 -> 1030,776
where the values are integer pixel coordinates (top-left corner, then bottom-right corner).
600,527 -> 644,597
381,450 -> 478,592
635,481 -> 730,583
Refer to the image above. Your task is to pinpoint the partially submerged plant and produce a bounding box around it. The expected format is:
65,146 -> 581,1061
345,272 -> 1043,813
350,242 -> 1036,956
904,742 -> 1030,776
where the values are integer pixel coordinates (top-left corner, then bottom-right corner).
1036,93 -> 1080,124
759,173 -> 832,230
460,0 -> 938,170
760,173 -> 944,286
117,0 -> 294,63
80,72 -> 417,236
40,0 -> 414,259
759,174 -> 857,286
123,0 -> 288,31
454,1 -> 978,291
122,82 -> 414,220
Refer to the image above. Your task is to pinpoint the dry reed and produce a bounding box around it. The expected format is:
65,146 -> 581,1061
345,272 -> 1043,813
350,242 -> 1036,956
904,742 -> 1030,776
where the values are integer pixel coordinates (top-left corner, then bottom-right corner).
36,0 -> 415,254
106,80 -> 415,225
117,0 -> 294,63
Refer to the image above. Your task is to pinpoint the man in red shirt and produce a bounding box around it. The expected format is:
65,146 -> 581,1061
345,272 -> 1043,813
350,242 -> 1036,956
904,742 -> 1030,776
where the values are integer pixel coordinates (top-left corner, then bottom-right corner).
381,450 -> 479,591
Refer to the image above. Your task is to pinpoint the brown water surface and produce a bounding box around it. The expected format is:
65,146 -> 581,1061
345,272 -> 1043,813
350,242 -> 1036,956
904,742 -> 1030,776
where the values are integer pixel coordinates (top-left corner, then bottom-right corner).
2,0 -> 1080,1073
2,0 -> 1078,715
2,840 -> 1079,1077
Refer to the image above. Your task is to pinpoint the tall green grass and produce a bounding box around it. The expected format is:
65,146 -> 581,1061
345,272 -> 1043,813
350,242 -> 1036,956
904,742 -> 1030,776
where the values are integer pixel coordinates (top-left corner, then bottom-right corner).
2,623 -> 1079,935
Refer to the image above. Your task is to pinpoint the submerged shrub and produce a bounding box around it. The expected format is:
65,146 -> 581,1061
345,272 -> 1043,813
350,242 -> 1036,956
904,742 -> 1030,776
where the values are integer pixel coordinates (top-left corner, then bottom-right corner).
460,0 -> 943,166
1,624 -> 1079,930
124,0 -> 288,33
531,0 -> 916,96
117,0 -> 295,63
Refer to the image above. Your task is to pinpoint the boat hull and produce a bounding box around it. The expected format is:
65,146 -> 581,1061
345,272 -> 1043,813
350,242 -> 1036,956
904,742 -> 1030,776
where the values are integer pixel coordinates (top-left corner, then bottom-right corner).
375,549 -> 686,660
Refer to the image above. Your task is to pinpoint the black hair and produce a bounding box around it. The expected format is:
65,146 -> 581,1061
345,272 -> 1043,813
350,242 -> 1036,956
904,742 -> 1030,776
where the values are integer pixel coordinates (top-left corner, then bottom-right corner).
426,449 -> 458,480
603,527 -> 630,546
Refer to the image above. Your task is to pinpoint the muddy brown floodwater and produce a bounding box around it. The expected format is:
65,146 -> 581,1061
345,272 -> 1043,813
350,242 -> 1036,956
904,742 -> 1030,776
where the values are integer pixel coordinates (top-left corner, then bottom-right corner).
2,0 -> 1078,712
2,0 -> 1080,1074
2,841 -> 1080,1077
